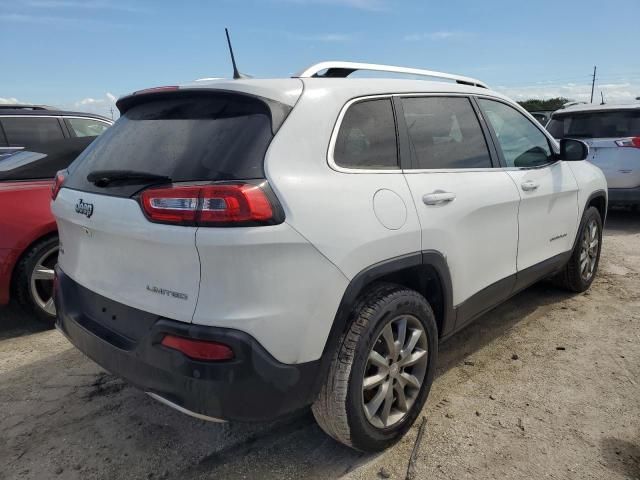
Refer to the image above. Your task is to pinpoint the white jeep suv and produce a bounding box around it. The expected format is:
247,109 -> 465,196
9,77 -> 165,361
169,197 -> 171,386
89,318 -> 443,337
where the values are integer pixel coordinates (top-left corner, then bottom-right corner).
51,62 -> 607,452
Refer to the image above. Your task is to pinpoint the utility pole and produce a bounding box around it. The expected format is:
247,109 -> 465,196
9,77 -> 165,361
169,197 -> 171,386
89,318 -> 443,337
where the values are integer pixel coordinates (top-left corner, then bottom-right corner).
590,66 -> 597,103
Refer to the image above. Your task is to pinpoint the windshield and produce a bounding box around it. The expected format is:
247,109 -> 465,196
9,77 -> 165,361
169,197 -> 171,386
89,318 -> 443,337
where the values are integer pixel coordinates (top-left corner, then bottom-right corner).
64,93 -> 279,196
547,110 -> 640,139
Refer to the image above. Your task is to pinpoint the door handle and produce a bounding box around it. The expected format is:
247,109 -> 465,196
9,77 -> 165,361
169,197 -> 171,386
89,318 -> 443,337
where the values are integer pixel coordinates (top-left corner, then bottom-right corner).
422,191 -> 456,206
521,180 -> 539,192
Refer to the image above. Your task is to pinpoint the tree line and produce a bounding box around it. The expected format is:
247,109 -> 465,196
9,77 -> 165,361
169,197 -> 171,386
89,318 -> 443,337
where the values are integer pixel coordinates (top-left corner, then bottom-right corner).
517,97 -> 571,112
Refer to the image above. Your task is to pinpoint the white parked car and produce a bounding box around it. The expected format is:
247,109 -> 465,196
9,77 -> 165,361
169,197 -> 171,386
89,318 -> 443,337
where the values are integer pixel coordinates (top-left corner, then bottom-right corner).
51,62 -> 607,451
547,102 -> 640,207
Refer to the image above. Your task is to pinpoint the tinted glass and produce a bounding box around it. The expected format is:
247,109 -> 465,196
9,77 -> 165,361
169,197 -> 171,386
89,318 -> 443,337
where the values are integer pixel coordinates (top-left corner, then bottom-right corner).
0,150 -> 50,181
402,96 -> 491,169
478,99 -> 553,168
66,117 -> 110,137
334,99 -> 398,169
547,110 -> 640,139
1,117 -> 64,146
65,94 -> 276,196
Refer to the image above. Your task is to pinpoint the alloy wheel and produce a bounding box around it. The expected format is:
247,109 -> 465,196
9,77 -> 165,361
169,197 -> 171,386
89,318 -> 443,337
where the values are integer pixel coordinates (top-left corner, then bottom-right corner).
29,245 -> 58,317
361,315 -> 428,429
579,219 -> 599,282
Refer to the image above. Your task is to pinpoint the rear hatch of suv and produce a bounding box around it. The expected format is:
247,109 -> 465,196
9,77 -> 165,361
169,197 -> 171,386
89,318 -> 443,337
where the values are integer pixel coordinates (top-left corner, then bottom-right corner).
547,108 -> 640,188
53,86 -> 297,323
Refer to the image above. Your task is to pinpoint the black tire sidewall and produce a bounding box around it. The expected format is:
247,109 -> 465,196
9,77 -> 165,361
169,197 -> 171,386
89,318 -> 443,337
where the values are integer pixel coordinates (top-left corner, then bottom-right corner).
345,290 -> 438,452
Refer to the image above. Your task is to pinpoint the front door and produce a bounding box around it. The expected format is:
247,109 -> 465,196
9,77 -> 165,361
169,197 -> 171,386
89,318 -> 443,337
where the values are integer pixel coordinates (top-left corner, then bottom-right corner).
477,98 -> 579,273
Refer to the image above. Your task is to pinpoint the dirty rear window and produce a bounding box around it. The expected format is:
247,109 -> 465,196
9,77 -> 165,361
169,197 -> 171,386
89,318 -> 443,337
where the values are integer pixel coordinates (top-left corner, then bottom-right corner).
547,110 -> 640,139
65,93 -> 277,196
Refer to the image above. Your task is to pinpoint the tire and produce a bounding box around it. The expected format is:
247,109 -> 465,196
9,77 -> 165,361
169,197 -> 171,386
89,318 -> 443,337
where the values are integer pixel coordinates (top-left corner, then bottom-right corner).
14,236 -> 59,324
553,206 -> 602,293
312,283 -> 438,452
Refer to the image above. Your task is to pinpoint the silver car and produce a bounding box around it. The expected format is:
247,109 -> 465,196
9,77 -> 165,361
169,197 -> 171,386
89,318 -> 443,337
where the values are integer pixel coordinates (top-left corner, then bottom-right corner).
547,103 -> 640,207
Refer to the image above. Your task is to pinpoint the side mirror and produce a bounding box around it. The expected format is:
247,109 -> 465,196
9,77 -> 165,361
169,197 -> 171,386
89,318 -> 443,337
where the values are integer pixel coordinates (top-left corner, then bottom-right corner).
560,138 -> 589,161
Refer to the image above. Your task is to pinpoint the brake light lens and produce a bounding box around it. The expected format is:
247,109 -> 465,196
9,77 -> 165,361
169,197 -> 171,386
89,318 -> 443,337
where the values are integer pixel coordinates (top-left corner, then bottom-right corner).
161,335 -> 234,361
139,183 -> 276,226
615,137 -> 640,148
51,171 -> 66,200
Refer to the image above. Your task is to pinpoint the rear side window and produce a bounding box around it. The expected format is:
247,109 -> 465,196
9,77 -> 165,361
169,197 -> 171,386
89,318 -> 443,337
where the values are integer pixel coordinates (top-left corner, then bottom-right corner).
547,110 -> 640,139
65,93 -> 277,196
65,118 -> 110,138
1,117 -> 65,146
401,96 -> 492,169
333,98 -> 398,169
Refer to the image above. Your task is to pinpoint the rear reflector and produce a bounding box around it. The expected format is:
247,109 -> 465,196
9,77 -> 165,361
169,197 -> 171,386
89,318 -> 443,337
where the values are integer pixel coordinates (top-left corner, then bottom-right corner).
51,170 -> 66,200
615,137 -> 640,148
139,182 -> 276,226
161,335 -> 234,361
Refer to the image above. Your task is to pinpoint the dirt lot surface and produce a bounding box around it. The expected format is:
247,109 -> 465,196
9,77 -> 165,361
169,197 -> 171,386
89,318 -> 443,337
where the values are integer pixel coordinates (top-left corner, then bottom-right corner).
1,210 -> 639,480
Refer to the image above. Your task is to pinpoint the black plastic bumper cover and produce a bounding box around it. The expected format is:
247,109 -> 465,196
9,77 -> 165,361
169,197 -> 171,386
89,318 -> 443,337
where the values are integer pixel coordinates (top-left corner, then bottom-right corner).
54,267 -> 321,422
609,187 -> 640,206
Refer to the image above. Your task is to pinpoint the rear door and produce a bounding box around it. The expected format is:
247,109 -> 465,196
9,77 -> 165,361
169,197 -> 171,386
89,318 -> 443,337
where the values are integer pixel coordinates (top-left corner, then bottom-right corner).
399,95 -> 520,325
548,109 -> 640,188
478,98 -> 579,272
53,92 -> 282,322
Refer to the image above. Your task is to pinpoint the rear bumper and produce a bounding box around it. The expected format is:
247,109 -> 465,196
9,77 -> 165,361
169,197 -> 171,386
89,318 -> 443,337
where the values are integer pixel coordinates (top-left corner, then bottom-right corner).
54,267 -> 321,422
608,187 -> 640,206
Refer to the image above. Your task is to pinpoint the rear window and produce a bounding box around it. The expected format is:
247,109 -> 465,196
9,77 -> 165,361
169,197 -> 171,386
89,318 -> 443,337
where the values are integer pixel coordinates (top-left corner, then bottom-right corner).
547,110 -> 640,139
65,93 -> 278,195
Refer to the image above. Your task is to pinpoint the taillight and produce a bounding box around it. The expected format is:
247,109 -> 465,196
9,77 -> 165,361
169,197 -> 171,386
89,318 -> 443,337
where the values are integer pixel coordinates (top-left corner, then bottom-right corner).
615,137 -> 640,148
51,171 -> 66,200
160,334 -> 234,361
139,182 -> 279,226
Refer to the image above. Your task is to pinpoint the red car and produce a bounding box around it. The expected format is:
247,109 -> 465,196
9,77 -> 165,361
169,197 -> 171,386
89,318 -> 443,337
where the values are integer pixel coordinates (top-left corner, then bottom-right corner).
0,106 -> 111,320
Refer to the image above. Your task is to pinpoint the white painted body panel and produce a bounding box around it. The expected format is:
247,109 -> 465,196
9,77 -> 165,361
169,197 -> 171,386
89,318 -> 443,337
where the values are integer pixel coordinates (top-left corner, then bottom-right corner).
52,188 -> 201,322
403,171 -> 520,305
194,223 -> 349,364
506,161 -> 579,270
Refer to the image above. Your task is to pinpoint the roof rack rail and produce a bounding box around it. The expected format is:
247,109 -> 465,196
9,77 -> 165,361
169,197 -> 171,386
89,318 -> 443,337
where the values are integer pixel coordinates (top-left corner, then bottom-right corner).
293,61 -> 488,89
0,104 -> 52,111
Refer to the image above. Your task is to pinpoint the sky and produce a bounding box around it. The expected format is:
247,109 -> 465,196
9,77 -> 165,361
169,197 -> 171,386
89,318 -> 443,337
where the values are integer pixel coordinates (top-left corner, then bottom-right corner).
1,0 -> 639,118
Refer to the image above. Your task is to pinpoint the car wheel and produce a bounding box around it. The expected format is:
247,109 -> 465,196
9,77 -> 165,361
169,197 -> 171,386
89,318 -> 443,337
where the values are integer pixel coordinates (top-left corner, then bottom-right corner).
553,206 -> 602,293
15,236 -> 58,323
312,283 -> 438,452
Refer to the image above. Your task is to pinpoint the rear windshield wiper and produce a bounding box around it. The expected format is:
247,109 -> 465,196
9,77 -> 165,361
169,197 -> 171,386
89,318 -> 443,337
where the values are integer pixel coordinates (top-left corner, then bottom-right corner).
87,170 -> 172,187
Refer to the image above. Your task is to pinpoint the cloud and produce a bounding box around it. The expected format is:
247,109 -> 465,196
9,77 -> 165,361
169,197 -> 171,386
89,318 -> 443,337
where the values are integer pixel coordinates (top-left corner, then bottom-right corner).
0,97 -> 20,104
404,31 -> 471,41
293,32 -> 353,42
21,0 -> 146,12
69,92 -> 118,118
281,0 -> 387,11
0,12 -> 129,28
496,81 -> 640,104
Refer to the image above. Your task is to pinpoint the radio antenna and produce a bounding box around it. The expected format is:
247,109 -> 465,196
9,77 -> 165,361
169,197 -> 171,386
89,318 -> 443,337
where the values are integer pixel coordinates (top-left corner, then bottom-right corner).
225,28 -> 248,80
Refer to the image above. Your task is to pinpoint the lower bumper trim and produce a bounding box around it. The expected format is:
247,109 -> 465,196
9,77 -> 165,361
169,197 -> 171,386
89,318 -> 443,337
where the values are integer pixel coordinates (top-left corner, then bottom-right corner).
146,392 -> 226,423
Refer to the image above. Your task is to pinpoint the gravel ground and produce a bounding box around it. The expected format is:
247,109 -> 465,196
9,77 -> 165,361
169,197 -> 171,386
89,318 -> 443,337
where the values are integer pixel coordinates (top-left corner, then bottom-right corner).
1,209 -> 638,480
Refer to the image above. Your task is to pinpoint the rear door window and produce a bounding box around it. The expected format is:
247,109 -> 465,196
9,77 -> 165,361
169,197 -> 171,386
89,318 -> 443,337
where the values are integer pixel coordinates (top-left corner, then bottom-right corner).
65,93 -> 278,196
333,98 -> 398,169
547,110 -> 640,139
65,117 -> 110,138
1,117 -> 65,147
401,96 -> 492,169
